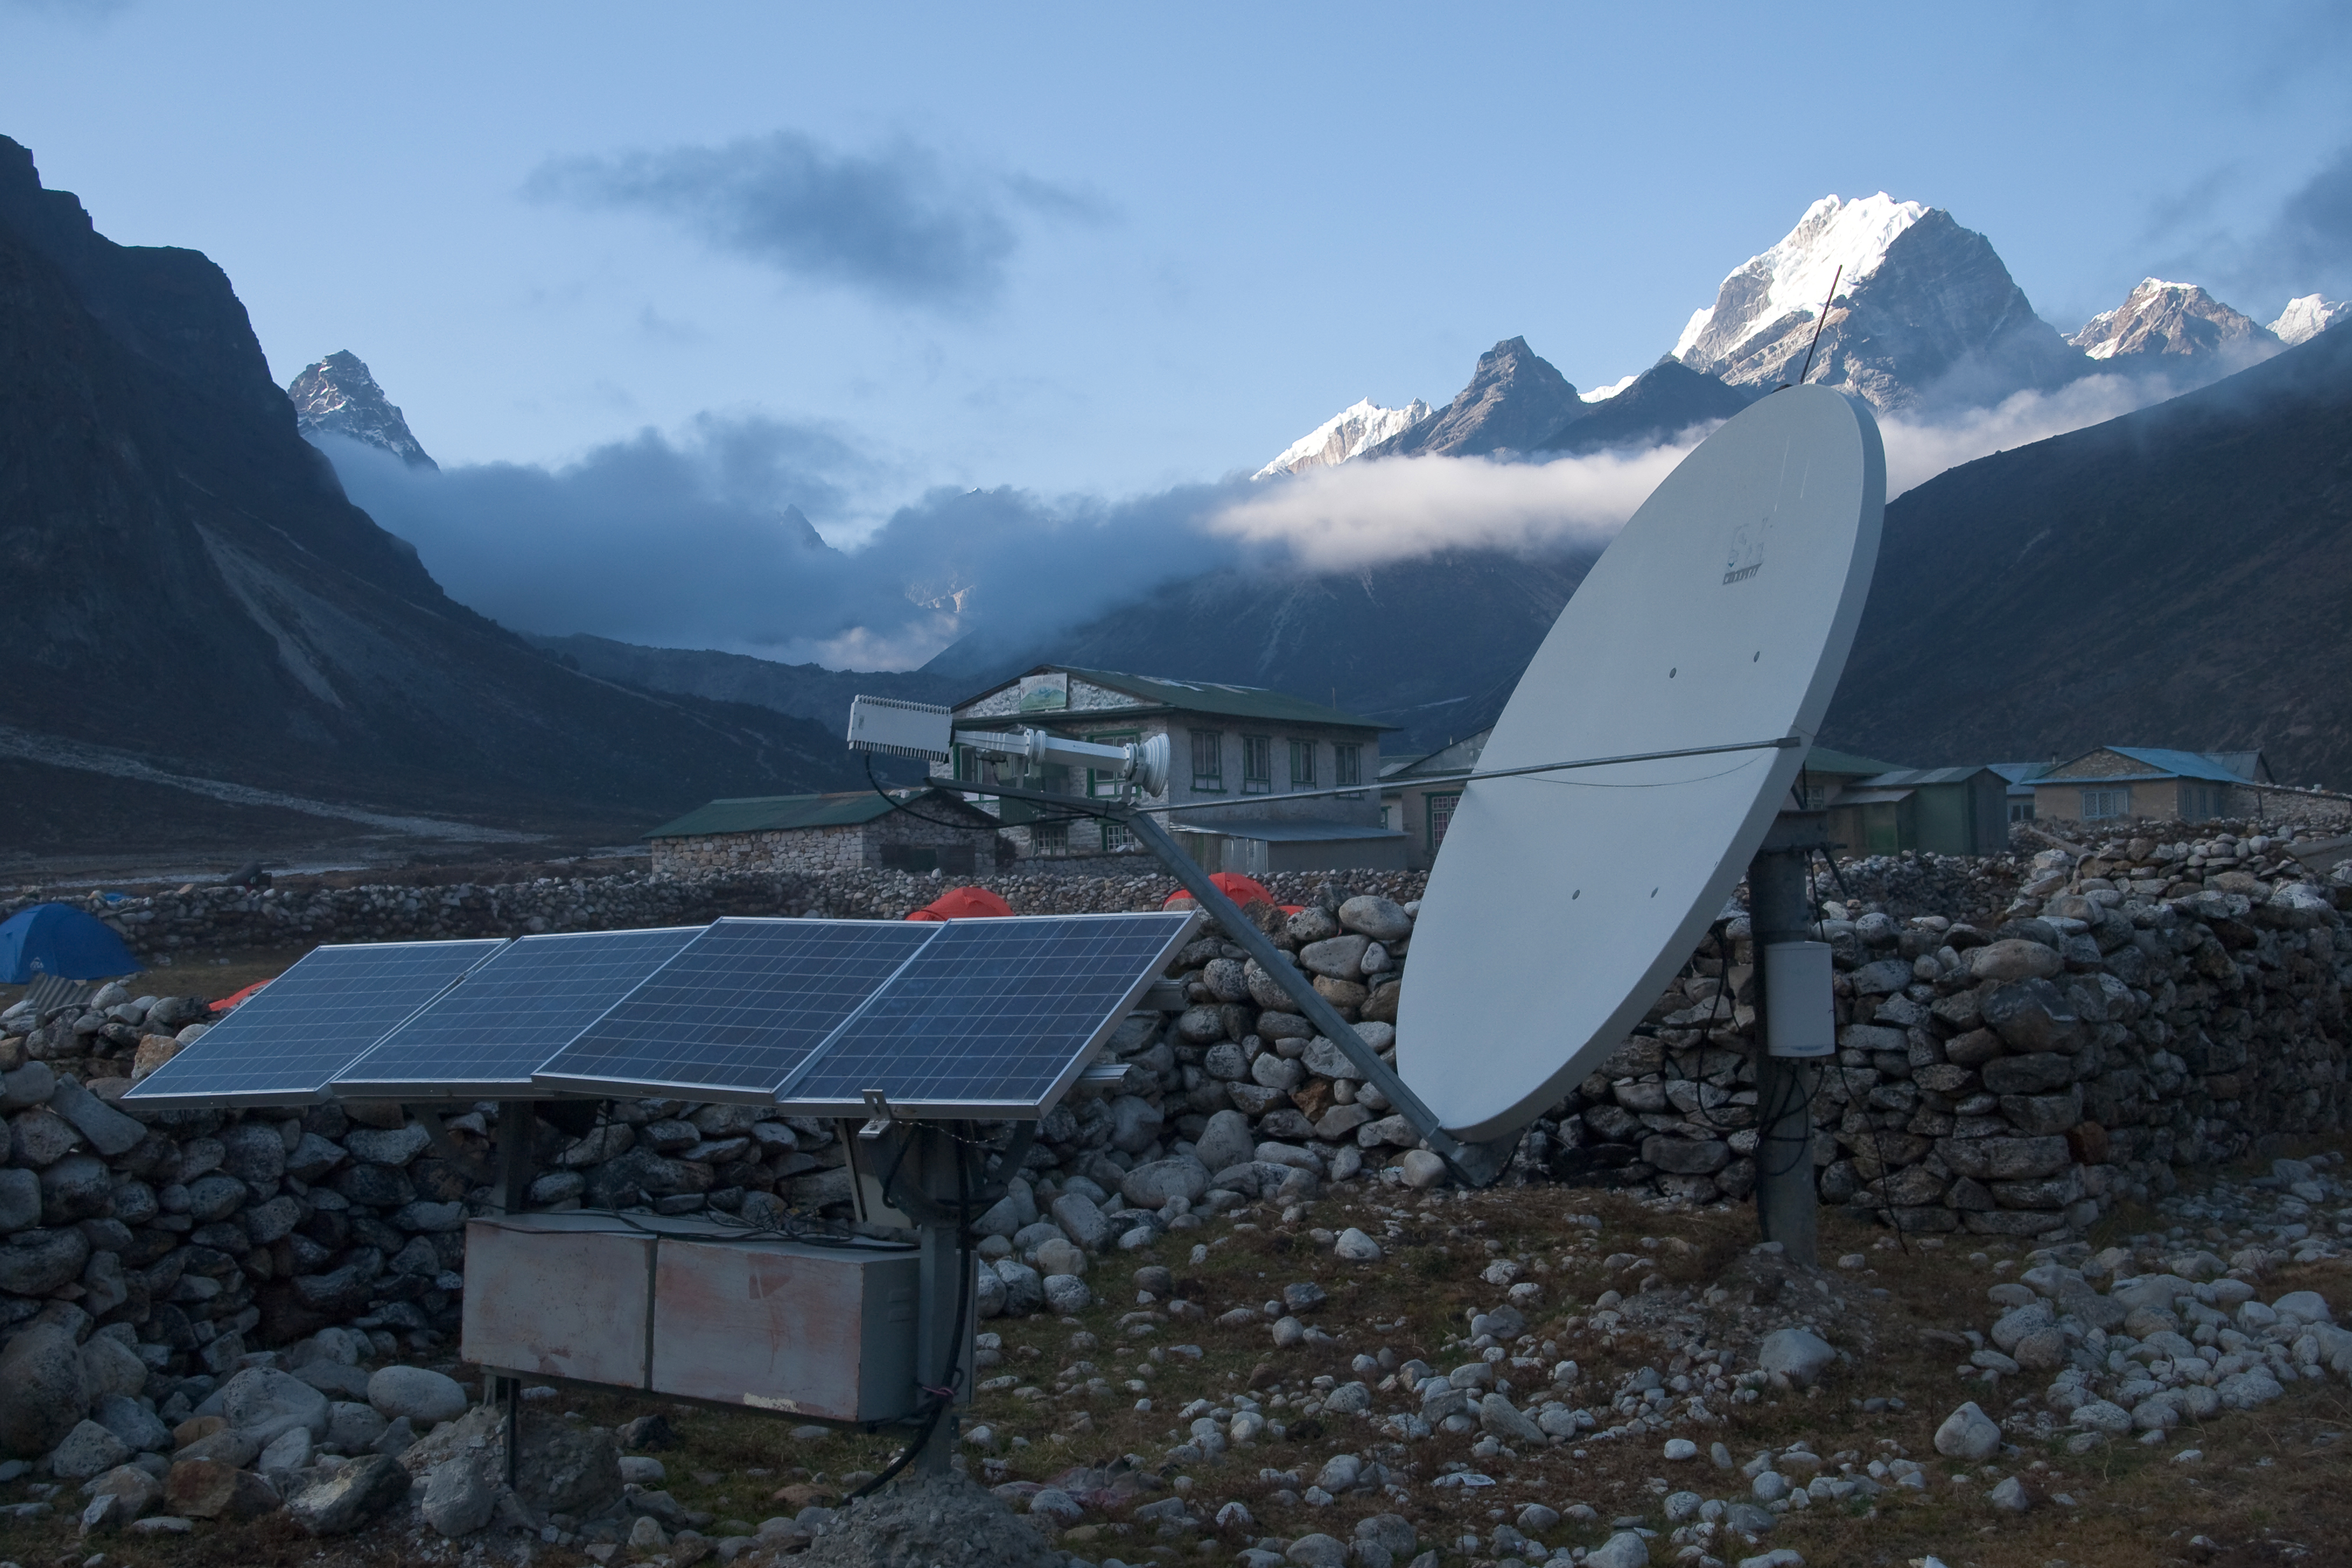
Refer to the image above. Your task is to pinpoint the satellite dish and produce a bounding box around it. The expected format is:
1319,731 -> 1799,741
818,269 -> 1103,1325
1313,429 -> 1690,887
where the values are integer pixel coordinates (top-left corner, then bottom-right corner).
1398,386 -> 1885,1141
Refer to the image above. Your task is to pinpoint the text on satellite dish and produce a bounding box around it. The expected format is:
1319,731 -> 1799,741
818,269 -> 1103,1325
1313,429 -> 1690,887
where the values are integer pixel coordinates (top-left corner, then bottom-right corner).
1722,514 -> 1771,584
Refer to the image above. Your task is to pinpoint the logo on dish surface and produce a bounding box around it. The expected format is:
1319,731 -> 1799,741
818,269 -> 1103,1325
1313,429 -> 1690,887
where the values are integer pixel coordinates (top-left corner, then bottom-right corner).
1722,514 -> 1770,584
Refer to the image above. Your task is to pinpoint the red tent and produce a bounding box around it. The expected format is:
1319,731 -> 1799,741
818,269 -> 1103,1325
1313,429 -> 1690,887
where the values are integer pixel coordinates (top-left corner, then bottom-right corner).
1162,873 -> 1279,911
211,979 -> 267,1012
907,887 -> 1016,921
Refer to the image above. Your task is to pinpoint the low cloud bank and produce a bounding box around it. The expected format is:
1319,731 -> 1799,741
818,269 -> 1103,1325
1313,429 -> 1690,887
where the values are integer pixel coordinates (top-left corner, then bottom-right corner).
322,373 -> 2177,671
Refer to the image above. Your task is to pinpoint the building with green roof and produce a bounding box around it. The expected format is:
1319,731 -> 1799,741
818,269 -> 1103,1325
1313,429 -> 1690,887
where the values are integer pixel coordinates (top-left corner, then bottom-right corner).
940,666 -> 1408,872
646,788 -> 1010,877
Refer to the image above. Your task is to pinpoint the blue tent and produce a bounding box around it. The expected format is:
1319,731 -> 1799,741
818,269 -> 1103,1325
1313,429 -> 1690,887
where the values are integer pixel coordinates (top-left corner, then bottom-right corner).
0,904 -> 143,984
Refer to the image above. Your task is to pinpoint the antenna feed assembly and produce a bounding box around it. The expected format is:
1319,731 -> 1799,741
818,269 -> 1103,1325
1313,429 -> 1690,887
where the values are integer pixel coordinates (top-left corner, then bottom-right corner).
846,696 -> 1170,799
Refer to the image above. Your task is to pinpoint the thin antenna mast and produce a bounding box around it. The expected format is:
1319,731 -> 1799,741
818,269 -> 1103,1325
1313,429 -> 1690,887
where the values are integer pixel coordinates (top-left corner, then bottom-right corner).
1794,264 -> 1842,387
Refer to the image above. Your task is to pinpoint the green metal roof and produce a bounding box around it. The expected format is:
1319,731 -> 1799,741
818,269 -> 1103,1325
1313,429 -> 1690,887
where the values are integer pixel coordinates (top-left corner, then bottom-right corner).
963,666 -> 1394,730
1805,744 -> 1908,778
646,792 -> 895,838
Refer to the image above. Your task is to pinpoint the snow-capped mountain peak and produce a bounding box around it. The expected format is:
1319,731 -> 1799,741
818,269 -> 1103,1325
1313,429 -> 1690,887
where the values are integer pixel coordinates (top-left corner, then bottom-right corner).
2066,278 -> 2277,363
288,351 -> 437,470
2270,293 -> 2349,346
1674,193 -> 1927,366
1579,374 -> 1637,403
1255,396 -> 1432,478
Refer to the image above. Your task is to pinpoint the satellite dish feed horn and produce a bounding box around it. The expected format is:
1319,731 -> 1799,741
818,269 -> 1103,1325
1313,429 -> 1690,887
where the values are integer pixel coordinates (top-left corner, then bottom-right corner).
1397,386 -> 1885,1148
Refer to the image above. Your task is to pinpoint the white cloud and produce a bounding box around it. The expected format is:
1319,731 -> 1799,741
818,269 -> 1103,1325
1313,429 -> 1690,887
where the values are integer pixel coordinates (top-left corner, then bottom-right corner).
1878,374 -> 2160,497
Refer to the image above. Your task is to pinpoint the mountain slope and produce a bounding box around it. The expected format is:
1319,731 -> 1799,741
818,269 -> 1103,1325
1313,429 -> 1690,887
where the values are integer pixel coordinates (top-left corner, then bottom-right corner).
1676,194 -> 2085,410
288,351 -> 437,468
0,135 -> 853,847
527,632 -> 957,728
1361,338 -> 1582,459
1822,323 -> 2352,788
1536,360 -> 1757,456
1255,397 -> 1433,478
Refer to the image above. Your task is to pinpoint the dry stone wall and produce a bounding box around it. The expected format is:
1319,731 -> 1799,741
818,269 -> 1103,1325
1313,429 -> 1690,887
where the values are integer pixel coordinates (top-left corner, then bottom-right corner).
2,824 -> 2346,1478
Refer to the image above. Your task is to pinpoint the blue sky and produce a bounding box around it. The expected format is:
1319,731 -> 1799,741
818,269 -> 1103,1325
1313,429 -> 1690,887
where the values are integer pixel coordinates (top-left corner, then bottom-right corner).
5,0 -> 2349,565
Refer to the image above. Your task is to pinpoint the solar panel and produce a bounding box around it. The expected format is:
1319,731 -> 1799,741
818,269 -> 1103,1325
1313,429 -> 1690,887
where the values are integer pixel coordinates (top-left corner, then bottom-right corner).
125,939 -> 508,1108
780,912 -> 1196,1118
531,918 -> 941,1102
331,926 -> 706,1100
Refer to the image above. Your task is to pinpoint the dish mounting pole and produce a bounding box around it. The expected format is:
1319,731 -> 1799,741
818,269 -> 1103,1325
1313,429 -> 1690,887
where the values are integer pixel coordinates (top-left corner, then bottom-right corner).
1748,814 -> 1825,1264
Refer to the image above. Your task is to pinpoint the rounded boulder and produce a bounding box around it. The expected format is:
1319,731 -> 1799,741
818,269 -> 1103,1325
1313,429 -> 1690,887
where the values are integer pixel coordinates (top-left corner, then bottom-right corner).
368,1366 -> 469,1427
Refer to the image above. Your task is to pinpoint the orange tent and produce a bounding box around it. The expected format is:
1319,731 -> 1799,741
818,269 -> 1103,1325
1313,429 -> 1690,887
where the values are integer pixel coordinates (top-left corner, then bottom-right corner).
1161,873 -> 1278,911
907,887 -> 1016,921
211,979 -> 267,1012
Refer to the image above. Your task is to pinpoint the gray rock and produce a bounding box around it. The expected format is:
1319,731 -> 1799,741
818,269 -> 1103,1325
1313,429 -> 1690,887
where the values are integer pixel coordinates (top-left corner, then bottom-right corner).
1042,1274 -> 1092,1315
1108,1094 -> 1163,1154
1297,935 -> 1370,980
1982,1054 -> 2077,1096
1334,1227 -> 1382,1261
2070,1400 -> 2130,1435
1758,1328 -> 1836,1387
48,1419 -> 131,1481
1986,1475 -> 2032,1513
288,1452 -> 411,1535
1192,1110 -> 1256,1174
1642,1135 -> 1731,1175
327,1401 -> 388,1452
0,1167 -> 39,1230
345,1125 -> 431,1167
1969,939 -> 2063,982
183,1174 -> 247,1223
1049,1191 -> 1110,1251
1476,1393 -> 1545,1443
368,1366 -> 468,1426
0,1059 -> 57,1111
79,1334 -> 149,1403
1121,1157 -> 1210,1210
993,1261 -> 1044,1316
1284,907 -> 1341,944
215,1122 -> 288,1185
1032,1238 -> 1086,1277
0,1323 -> 86,1458
10,1107 -> 80,1166
285,1132 -> 349,1182
47,1079 -> 145,1158
39,1154 -> 114,1222
258,1426 -> 313,1478
1300,1035 -> 1367,1082
2273,1290 -> 2333,1325
1203,958 -> 1252,1003
1284,1532 -> 1349,1566
217,1367 -> 330,1444
92,1396 -> 171,1457
1933,1401 -> 2002,1461
422,1455 -> 498,1538
82,1462 -> 161,1524
1586,1530 -> 1651,1568
1337,895 -> 1413,943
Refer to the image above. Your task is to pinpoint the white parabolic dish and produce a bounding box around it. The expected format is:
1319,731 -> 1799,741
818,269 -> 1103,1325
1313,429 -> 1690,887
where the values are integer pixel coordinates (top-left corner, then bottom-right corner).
1398,386 -> 1885,1142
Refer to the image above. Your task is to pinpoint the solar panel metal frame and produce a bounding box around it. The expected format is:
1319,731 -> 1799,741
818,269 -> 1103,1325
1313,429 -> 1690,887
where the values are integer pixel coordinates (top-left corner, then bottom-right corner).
329,925 -> 709,1101
776,911 -> 1199,1120
124,938 -> 509,1108
530,917 -> 946,1104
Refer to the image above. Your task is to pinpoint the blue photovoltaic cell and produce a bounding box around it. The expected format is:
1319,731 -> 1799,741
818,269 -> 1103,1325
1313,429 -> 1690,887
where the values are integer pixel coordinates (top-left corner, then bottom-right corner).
125,940 -> 507,1107
332,926 -> 706,1098
532,918 -> 941,1099
782,912 -> 1194,1115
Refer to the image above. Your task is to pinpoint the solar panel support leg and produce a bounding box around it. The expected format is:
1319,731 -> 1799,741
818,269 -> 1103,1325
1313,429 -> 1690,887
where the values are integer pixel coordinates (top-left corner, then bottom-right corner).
497,1101 -> 535,1216
864,1122 -> 974,1478
1748,834 -> 1821,1266
1116,806 -> 1519,1187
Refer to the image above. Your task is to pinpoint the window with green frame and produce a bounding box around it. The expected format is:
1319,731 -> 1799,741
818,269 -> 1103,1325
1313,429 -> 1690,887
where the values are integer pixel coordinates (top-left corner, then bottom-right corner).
1189,730 -> 1224,792
1242,736 -> 1273,794
1427,790 -> 1462,851
1289,738 -> 1316,790
1334,742 -> 1362,794
1086,730 -> 1140,797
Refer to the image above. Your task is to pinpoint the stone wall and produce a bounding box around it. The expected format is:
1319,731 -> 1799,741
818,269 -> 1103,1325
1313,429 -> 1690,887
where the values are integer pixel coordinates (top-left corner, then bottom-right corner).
2,825 -> 2345,1430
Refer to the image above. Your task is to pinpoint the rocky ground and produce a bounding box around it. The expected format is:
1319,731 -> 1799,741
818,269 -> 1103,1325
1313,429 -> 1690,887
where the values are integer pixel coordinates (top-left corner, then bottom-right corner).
1,1138 -> 2345,1568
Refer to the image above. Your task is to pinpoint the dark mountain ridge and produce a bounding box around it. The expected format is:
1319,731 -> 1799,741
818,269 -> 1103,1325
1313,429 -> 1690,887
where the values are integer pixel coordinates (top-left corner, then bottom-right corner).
1823,320 -> 2352,788
0,135 -> 853,852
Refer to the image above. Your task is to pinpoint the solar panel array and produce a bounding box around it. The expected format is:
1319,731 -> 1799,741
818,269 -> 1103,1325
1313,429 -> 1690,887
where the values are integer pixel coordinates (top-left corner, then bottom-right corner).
125,912 -> 1196,1116
532,919 -> 939,1102
782,914 -> 1196,1116
334,926 -> 704,1100
126,939 -> 507,1108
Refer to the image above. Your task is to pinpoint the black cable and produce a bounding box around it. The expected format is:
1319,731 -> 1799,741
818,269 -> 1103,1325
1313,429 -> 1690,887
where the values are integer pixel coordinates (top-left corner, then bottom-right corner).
862,752 -> 1098,832
849,1134 -> 978,1501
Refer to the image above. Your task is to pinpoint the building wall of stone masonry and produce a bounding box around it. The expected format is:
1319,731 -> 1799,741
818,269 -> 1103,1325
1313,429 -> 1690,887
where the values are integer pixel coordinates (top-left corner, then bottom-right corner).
3,826 -> 2346,1398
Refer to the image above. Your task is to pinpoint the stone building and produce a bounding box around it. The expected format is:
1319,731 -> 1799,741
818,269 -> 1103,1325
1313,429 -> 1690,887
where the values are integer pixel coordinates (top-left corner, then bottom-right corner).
935,666 -> 1409,873
2030,747 -> 2274,826
1378,729 -> 1488,870
645,789 -> 1013,877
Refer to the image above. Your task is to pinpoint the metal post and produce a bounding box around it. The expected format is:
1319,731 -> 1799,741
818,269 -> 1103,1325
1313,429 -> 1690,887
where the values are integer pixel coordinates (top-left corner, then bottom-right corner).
497,1101 -> 534,1215
1748,820 -> 1823,1265
892,1124 -> 972,1476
